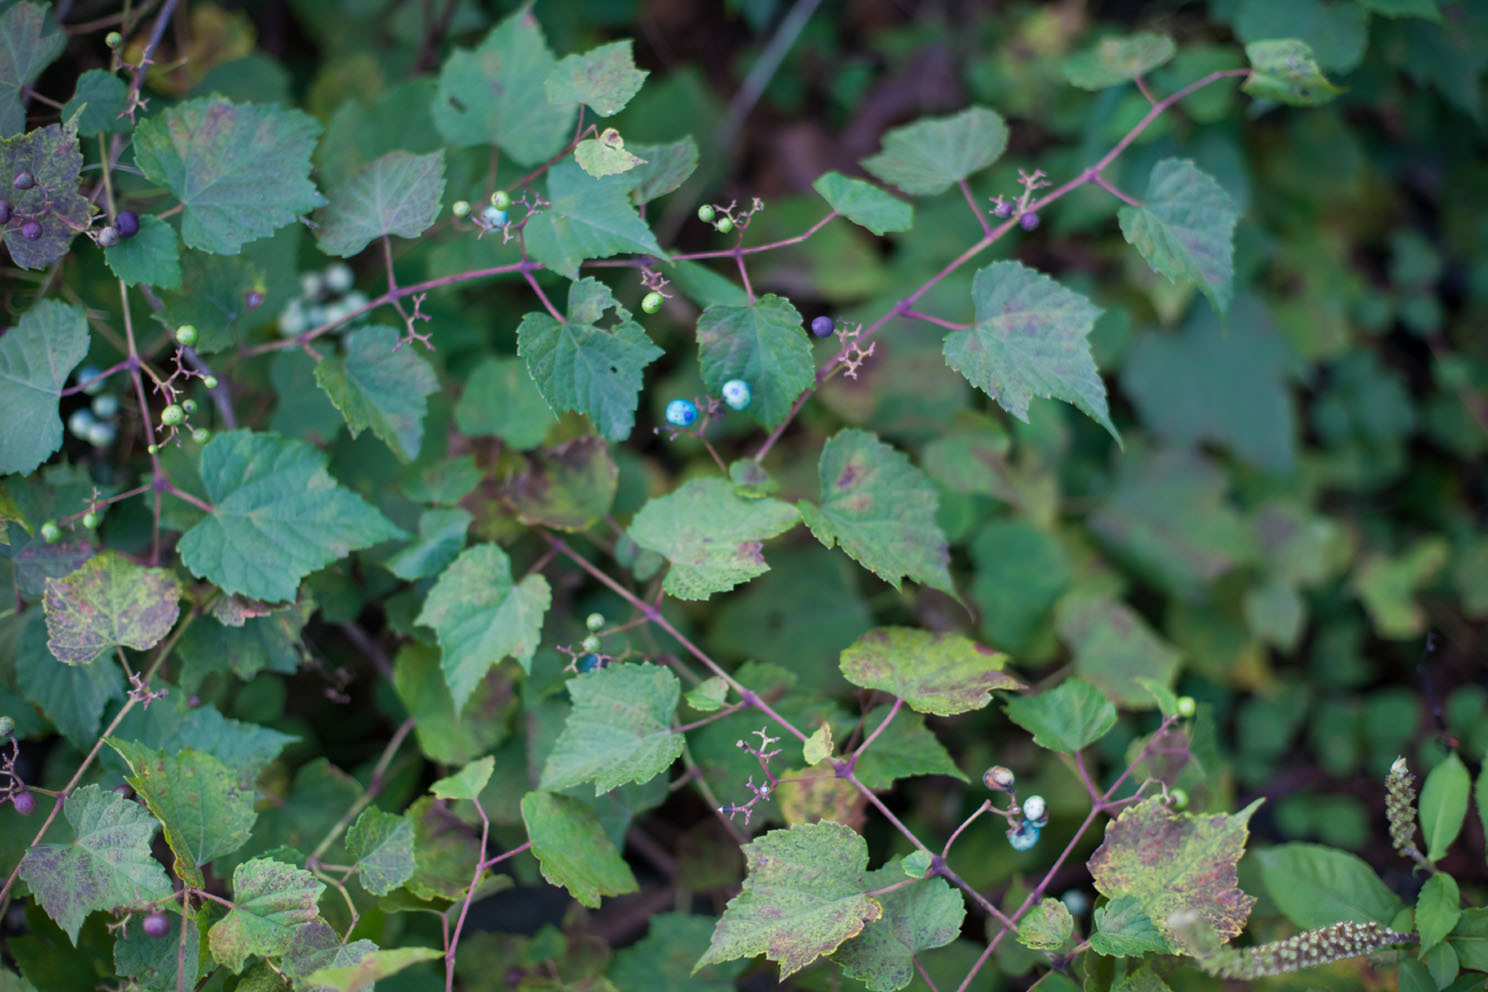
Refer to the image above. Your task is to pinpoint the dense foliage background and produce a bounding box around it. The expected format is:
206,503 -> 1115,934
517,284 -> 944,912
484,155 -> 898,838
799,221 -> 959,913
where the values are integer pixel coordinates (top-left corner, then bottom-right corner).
0,0 -> 1485,990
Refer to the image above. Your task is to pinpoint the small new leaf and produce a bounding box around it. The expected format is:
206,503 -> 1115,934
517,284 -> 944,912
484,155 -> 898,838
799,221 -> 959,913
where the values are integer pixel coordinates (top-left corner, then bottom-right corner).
1004,679 -> 1117,753
315,325 -> 440,462
1242,39 -> 1343,106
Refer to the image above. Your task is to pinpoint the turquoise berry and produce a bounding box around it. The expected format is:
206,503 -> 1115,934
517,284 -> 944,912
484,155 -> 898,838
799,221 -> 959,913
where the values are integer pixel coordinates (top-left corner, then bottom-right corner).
1008,821 -> 1040,851
40,520 -> 61,544
665,398 -> 698,428
697,204 -> 716,224
581,634 -> 602,654
482,205 -> 508,227
579,653 -> 606,673
585,612 -> 605,632
721,379 -> 751,410
810,315 -> 834,337
0,715 -> 13,738
91,393 -> 119,419
641,291 -> 664,314
491,190 -> 512,210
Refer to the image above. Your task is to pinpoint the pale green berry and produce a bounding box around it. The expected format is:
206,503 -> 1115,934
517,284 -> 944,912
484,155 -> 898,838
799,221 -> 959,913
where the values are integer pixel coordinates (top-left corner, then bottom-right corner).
491,190 -> 512,210
175,324 -> 198,347
192,427 -> 210,444
106,30 -> 123,49
160,404 -> 185,426
581,634 -> 602,654
1177,696 -> 1196,719
1170,787 -> 1189,810
181,399 -> 196,414
585,612 -> 605,632
641,291 -> 663,314
715,216 -> 733,234
202,375 -> 219,389
697,204 -> 715,223
452,199 -> 470,218
82,512 -> 100,529
40,520 -> 60,543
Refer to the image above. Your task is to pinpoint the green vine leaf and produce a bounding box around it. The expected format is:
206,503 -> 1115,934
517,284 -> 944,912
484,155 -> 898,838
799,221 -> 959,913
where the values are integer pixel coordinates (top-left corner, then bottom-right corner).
833,860 -> 966,992
1004,679 -> 1117,753
839,627 -> 1019,717
415,543 -> 550,710
17,784 -> 174,943
799,429 -> 955,594
521,790 -> 639,909
518,277 -> 664,440
1090,895 -> 1171,957
314,324 -> 440,462
103,215 -> 181,289
523,159 -> 668,278
1254,843 -> 1404,929
1062,32 -> 1176,89
629,478 -> 801,600
696,821 -> 884,979
133,96 -> 326,254
944,261 -> 1117,441
1242,39 -> 1343,106
0,2 -> 65,136
432,8 -> 575,164
0,300 -> 89,475
1087,796 -> 1262,955
1118,159 -> 1239,315
106,740 -> 255,889
540,662 -> 684,794
696,294 -> 816,429
42,551 -> 181,666
346,807 -> 416,897
812,171 -> 914,235
861,106 -> 1008,196
178,430 -> 404,603
207,858 -> 326,973
1018,898 -> 1075,950
306,948 -> 444,990
1419,752 -> 1471,862
545,39 -> 649,116
315,149 -> 446,257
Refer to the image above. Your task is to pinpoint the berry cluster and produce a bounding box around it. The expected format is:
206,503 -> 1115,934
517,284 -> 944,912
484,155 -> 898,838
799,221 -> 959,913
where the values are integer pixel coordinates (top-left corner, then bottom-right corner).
984,765 -> 1049,851
697,197 -> 764,236
68,368 -> 121,449
278,263 -> 366,337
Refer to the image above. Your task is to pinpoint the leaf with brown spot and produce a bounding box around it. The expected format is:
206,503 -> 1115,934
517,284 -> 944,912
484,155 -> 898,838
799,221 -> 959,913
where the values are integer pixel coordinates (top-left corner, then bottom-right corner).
839,627 -> 1019,716
42,551 -> 181,666
1087,796 -> 1262,954
503,435 -> 617,531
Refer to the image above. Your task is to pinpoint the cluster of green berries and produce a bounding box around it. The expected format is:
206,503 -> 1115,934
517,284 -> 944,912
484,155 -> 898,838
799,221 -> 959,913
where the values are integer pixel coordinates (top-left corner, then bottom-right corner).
278,263 -> 364,337
454,190 -> 513,229
696,204 -> 733,234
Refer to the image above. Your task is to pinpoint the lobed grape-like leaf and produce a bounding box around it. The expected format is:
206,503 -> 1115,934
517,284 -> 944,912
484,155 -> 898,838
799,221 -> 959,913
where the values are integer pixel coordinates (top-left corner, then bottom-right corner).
1118,159 -> 1239,315
0,2 -> 64,136
103,215 -> 180,289
208,858 -> 326,973
628,478 -> 800,600
833,860 -> 965,991
541,662 -> 684,794
839,627 -> 1019,717
346,807 -> 416,896
695,820 -> 883,979
546,40 -> 649,116
695,295 -> 816,430
315,149 -> 446,257
17,785 -> 174,943
0,300 -> 89,475
42,551 -> 181,666
523,159 -> 668,277
861,106 -> 1008,196
521,790 -> 639,909
315,325 -> 440,462
799,430 -> 955,594
1004,679 -> 1117,753
132,96 -> 326,254
1062,32 -> 1176,89
178,431 -> 404,603
812,171 -> 914,235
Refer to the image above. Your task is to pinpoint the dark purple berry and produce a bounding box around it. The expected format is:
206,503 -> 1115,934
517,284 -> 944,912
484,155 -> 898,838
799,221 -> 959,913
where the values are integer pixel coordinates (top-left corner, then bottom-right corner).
11,790 -> 36,815
21,220 -> 41,242
116,210 -> 139,238
992,201 -> 1013,218
811,315 -> 834,338
13,170 -> 34,191
0,199 -> 11,224
98,225 -> 120,247
142,911 -> 169,938
1019,212 -> 1040,231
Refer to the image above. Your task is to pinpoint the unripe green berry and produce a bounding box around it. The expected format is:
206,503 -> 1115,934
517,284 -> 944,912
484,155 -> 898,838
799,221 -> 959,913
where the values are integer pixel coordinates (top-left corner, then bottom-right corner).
40,520 -> 60,543
182,399 -> 197,414
451,199 -> 470,218
82,512 -> 100,530
160,404 -> 185,426
697,204 -> 715,223
175,324 -> 198,347
0,715 -> 13,738
641,291 -> 663,314
192,428 -> 210,444
585,612 -> 605,632
715,216 -> 733,234
1169,787 -> 1189,810
1177,696 -> 1196,719
106,30 -> 123,49
581,634 -> 602,654
491,190 -> 512,210
202,375 -> 219,389
147,443 -> 158,455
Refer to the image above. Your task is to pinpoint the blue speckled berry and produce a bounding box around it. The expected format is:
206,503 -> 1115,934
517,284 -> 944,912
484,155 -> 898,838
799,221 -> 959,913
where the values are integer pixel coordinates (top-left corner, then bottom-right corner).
810,315 -> 834,337
721,379 -> 751,411
665,398 -> 698,428
482,205 -> 509,227
1008,821 -> 1040,851
579,653 -> 606,673
1022,795 -> 1048,828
